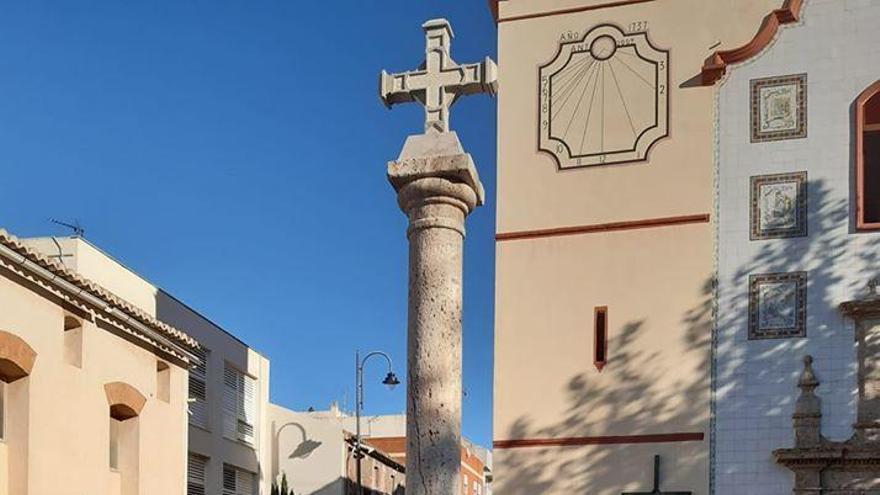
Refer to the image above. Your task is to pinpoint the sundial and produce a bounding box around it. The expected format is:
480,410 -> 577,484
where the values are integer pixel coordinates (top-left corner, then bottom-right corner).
538,23 -> 669,169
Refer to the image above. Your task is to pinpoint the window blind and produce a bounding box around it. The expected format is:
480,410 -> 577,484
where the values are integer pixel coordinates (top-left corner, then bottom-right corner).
223,364 -> 256,445
189,347 -> 209,429
222,464 -> 256,495
187,453 -> 207,495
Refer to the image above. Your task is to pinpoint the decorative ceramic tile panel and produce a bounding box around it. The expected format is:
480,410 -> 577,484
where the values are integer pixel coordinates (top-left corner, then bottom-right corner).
750,74 -> 807,142
750,172 -> 808,240
748,271 -> 807,339
716,2 -> 880,493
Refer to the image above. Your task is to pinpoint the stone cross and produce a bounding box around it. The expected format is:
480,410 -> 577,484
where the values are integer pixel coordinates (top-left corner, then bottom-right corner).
380,18 -> 495,495
622,455 -> 692,495
379,18 -> 498,133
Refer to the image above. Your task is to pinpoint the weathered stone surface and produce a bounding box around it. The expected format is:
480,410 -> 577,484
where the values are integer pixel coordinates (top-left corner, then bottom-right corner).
387,129 -> 483,495
381,17 -> 495,494
379,18 -> 498,134
774,286 -> 880,494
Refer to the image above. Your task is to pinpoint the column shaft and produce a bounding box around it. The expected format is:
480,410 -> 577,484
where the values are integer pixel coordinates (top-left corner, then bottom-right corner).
404,183 -> 470,495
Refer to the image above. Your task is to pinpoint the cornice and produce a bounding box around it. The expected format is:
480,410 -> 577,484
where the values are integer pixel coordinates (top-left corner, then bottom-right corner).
488,0 -> 500,23
840,297 -> 880,319
490,0 -> 657,24
701,0 -> 803,85
0,228 -> 199,362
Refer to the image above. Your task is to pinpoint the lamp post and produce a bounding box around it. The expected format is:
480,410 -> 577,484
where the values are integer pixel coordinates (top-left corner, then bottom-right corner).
355,350 -> 400,495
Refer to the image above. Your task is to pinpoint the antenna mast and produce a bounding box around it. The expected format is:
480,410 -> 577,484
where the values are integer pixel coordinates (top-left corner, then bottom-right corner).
50,218 -> 85,237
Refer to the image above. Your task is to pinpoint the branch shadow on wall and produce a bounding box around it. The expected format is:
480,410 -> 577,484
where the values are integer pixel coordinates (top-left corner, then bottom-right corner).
495,179 -> 879,494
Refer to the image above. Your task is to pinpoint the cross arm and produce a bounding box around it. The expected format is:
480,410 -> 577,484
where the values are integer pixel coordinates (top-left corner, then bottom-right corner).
379,57 -> 499,109
379,70 -> 419,109
447,57 -> 499,98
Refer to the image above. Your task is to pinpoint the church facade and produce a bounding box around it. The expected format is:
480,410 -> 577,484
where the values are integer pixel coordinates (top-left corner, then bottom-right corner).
715,1 -> 880,493
490,0 -> 880,493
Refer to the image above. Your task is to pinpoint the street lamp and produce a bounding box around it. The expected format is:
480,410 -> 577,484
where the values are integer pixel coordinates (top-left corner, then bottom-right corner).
355,350 -> 400,495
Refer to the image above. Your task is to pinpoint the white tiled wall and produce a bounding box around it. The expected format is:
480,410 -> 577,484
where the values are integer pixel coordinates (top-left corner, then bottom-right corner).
714,0 -> 880,493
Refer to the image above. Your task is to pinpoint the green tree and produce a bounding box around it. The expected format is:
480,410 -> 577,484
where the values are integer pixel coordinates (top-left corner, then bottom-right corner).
271,473 -> 294,495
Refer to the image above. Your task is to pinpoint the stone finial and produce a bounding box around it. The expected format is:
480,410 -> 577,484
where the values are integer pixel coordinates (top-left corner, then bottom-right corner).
793,355 -> 823,448
798,356 -> 819,391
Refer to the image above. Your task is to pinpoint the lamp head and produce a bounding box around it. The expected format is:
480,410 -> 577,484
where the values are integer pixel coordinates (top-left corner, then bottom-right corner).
382,372 -> 400,390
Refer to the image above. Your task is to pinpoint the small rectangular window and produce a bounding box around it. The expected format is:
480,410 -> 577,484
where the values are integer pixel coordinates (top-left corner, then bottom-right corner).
594,306 -> 608,371
109,418 -> 120,470
64,316 -> 83,368
157,361 -> 171,403
0,381 -> 5,441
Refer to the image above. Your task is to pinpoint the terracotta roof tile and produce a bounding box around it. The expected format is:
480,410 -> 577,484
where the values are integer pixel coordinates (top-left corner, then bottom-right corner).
0,229 -> 199,352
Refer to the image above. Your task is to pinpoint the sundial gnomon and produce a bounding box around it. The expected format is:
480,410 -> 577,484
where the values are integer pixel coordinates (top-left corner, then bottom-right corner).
622,455 -> 692,495
539,24 -> 669,169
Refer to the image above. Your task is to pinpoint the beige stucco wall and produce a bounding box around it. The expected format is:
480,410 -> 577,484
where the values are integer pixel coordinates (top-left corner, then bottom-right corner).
22,236 -> 273,494
493,1 -> 785,493
0,441 -> 8,495
495,225 -> 712,437
268,405 -> 347,495
20,237 -> 158,315
0,264 -> 189,494
495,0 -> 782,232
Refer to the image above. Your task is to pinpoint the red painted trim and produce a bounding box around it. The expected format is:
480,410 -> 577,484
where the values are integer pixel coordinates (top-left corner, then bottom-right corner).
494,432 -> 705,450
593,306 -> 608,372
495,0 -> 656,24
700,0 -> 803,85
495,214 -> 710,242
856,80 -> 880,231
488,0 -> 499,23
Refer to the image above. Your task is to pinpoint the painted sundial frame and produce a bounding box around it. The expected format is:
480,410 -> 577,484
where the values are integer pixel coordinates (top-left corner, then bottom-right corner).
538,23 -> 670,169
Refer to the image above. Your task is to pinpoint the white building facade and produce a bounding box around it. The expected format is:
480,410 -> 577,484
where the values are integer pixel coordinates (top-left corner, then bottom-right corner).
714,0 -> 880,493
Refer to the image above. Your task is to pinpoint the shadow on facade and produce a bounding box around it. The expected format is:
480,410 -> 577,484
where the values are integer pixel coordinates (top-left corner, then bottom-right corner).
286,478 -> 405,495
495,179 -> 879,493
155,289 -> 263,489
496,283 -> 712,493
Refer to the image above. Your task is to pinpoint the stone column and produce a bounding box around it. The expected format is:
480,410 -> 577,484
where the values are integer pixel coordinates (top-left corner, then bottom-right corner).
388,130 -> 484,495
854,317 -> 880,442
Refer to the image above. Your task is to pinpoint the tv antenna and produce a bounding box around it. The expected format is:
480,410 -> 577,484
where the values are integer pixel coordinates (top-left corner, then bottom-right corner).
50,218 -> 85,237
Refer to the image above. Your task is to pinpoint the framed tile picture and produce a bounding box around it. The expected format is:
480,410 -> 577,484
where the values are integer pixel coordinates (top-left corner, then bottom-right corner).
751,74 -> 807,142
750,171 -> 808,240
748,271 -> 807,340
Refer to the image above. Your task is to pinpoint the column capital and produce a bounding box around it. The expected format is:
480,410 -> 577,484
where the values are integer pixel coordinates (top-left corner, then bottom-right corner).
387,130 -> 485,208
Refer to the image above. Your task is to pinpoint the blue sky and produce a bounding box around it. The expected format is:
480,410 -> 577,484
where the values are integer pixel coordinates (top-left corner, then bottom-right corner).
0,2 -> 497,447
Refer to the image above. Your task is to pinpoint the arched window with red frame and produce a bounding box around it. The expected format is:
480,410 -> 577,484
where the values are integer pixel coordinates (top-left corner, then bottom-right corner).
856,81 -> 880,229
